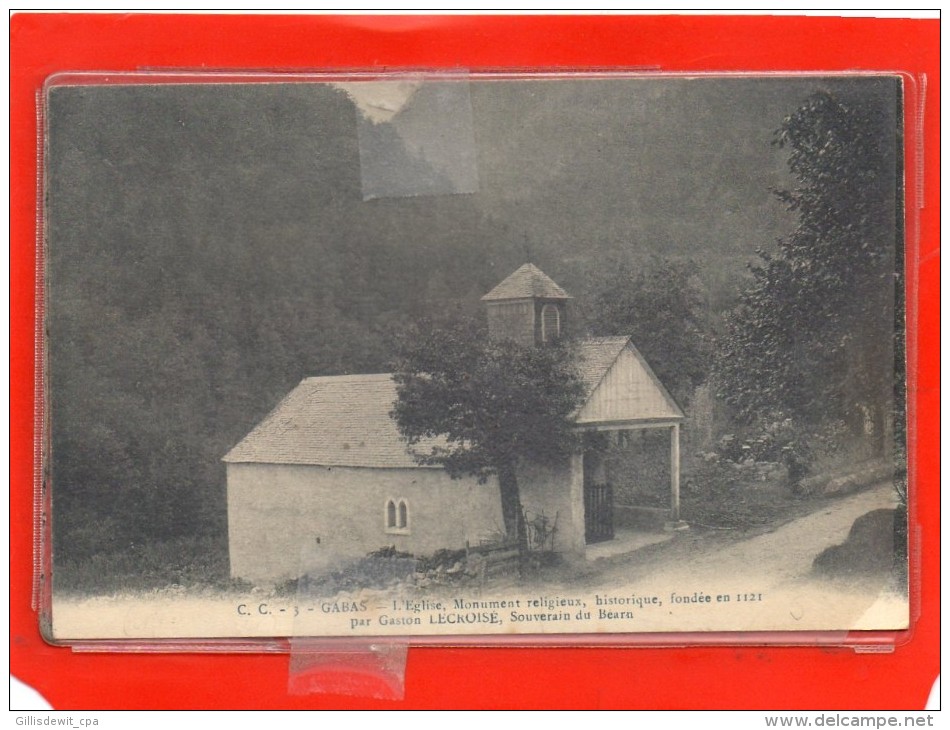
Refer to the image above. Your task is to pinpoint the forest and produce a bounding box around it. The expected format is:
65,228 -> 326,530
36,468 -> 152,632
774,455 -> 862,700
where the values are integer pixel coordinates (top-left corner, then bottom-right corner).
44,77 -> 902,590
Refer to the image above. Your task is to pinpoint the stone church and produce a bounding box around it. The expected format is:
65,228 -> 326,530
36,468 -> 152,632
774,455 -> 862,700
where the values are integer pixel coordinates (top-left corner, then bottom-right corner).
224,264 -> 683,584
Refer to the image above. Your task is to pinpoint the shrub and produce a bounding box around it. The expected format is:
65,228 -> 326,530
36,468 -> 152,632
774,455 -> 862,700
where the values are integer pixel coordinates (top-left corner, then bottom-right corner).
54,534 -> 230,594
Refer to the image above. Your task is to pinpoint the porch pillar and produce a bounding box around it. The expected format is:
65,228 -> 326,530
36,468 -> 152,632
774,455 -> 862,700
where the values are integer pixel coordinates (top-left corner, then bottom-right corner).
670,423 -> 681,522
569,450 -> 586,553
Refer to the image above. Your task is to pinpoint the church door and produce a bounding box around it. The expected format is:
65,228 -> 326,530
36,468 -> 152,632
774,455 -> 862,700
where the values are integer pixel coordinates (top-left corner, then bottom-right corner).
583,451 -> 614,544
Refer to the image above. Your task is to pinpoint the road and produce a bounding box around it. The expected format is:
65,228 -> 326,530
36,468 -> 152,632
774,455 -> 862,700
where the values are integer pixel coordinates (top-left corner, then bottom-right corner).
544,481 -> 907,633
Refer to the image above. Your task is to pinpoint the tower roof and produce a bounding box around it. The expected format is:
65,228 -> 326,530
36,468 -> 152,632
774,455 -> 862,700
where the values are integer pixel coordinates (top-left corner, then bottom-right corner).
480,263 -> 572,302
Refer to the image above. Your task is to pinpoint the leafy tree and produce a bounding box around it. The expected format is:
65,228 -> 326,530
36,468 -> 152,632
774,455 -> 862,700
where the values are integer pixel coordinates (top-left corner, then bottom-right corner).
716,90 -> 899,451
583,256 -> 713,406
390,312 -> 586,544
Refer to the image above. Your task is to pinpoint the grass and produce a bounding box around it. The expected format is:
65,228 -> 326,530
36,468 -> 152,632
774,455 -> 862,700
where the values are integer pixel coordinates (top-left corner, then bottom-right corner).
679,459 -> 812,529
53,534 -> 241,595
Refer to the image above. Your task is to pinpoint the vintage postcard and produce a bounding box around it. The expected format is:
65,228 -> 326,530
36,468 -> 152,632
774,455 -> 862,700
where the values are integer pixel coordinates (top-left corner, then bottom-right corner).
44,74 -> 908,641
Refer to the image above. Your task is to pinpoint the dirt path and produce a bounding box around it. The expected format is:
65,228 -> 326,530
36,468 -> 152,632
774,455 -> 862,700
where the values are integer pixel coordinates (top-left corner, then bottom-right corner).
599,481 -> 900,589
528,481 -> 907,632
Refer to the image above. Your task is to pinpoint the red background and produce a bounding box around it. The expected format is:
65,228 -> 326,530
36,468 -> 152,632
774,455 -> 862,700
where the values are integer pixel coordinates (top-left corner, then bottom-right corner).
10,14 -> 940,710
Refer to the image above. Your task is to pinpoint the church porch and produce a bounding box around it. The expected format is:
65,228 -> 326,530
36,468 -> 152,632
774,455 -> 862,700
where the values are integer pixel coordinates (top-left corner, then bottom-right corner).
571,419 -> 685,556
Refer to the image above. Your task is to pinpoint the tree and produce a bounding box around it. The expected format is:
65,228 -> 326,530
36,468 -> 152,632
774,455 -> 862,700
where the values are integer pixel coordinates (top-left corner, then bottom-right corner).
390,312 -> 586,543
715,90 -> 899,451
584,256 -> 713,406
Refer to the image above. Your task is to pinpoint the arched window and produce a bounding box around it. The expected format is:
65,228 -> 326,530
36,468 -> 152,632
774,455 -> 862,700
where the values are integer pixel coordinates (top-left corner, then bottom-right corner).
385,498 -> 410,534
541,304 -> 560,343
398,500 -> 408,529
386,500 -> 397,529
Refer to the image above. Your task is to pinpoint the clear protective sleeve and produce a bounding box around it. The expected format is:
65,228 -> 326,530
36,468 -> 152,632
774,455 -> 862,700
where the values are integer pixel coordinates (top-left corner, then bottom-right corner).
12,14 -> 938,710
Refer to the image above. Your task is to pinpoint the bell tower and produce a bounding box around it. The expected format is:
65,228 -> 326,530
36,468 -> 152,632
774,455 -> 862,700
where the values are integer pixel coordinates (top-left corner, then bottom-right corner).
480,263 -> 572,346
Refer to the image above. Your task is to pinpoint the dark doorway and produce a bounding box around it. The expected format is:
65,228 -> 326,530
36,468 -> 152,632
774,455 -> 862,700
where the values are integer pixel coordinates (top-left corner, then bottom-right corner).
583,450 -> 614,544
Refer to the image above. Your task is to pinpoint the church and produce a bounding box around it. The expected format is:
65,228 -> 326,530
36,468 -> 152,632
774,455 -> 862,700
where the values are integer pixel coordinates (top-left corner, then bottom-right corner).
224,264 -> 683,584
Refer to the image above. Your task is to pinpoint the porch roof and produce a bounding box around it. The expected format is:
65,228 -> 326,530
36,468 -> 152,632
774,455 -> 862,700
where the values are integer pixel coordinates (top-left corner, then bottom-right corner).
574,337 -> 683,427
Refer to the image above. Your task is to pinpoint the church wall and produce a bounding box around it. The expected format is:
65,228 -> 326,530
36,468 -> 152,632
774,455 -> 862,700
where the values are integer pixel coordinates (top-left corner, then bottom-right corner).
485,299 -> 535,346
227,462 -> 504,585
517,455 -> 585,553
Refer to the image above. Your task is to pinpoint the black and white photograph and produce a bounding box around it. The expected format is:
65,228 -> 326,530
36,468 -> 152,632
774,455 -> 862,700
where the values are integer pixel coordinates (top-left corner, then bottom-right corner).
45,74 -> 908,640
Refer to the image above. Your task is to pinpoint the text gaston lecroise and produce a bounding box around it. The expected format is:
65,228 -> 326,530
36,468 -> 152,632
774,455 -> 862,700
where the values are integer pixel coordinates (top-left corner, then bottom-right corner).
236,590 -> 757,630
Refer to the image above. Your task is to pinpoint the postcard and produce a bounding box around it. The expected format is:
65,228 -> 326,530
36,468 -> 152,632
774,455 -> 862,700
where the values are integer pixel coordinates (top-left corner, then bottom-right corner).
44,74 -> 908,641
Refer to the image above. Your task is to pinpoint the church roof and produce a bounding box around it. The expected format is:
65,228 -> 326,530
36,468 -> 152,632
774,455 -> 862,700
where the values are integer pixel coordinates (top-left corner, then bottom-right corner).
480,263 -> 572,302
224,337 -> 680,468
223,374 -> 433,468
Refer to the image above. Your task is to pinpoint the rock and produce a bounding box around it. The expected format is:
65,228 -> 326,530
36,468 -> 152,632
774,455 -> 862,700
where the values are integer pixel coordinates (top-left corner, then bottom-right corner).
813,508 -> 899,577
